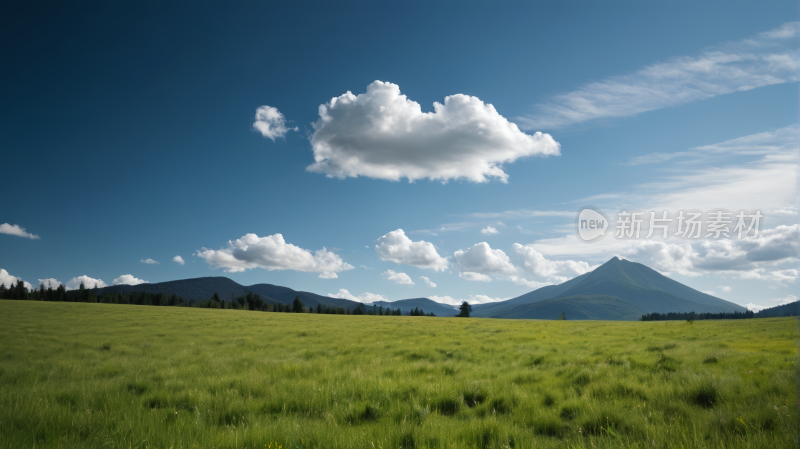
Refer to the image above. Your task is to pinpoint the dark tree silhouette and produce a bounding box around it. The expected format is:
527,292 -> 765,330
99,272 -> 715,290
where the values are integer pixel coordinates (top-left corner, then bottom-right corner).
457,301 -> 472,317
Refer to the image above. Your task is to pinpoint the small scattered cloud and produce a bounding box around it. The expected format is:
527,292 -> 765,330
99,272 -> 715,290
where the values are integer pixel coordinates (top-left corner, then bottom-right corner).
382,269 -> 415,286
420,276 -> 437,288
173,255 -> 185,265
0,223 -> 40,240
360,265 -> 374,270
718,285 -> 732,293
307,80 -> 560,183
459,272 -> 493,282
112,274 -> 148,286
65,275 -> 107,290
327,288 -> 389,303
318,271 -> 338,279
195,233 -> 354,275
481,226 -> 499,235
375,229 -> 448,271
253,105 -> 297,141
0,268 -> 33,290
141,258 -> 159,265
507,275 -> 553,289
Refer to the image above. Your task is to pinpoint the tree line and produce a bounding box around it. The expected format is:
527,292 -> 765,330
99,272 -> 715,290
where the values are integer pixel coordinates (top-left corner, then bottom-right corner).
0,280 -> 440,316
640,310 -> 758,321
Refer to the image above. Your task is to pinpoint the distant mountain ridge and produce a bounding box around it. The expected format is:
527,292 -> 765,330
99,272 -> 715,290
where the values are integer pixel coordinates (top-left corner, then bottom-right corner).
474,257 -> 746,320
94,257 -> 749,320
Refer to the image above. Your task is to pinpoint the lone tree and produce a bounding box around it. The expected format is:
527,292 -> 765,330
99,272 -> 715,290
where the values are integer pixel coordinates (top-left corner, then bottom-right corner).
557,312 -> 566,320
457,301 -> 472,317
292,296 -> 305,313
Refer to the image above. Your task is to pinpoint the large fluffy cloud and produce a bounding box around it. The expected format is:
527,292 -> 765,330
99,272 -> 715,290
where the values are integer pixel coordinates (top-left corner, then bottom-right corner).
0,269 -> 33,290
306,81 -> 560,183
382,269 -> 414,286
622,225 -> 800,280
195,233 -> 353,277
253,105 -> 297,140
454,242 -> 517,276
523,22 -> 800,129
375,229 -> 448,271
0,223 -> 40,240
429,294 -> 510,306
37,278 -> 61,289
66,276 -> 107,290
327,288 -> 389,303
512,244 -> 595,278
112,274 -> 148,286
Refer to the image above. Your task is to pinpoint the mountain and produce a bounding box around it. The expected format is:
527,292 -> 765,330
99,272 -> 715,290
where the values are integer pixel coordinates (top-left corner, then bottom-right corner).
95,277 -> 283,304
245,283 -> 362,310
474,257 -> 746,320
368,298 -> 459,316
755,300 -> 799,318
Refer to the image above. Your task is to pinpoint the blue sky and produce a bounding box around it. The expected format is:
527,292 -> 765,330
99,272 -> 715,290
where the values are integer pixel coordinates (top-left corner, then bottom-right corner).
1,2 -> 797,311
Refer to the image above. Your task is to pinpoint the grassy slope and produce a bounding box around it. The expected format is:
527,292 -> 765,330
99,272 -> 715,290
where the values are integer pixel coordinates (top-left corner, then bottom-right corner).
490,295 -> 647,321
0,301 -> 796,449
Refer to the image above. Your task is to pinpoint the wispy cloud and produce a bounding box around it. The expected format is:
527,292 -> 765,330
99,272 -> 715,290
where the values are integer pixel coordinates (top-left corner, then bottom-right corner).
141,258 -> 160,265
0,223 -> 40,240
521,22 -> 799,129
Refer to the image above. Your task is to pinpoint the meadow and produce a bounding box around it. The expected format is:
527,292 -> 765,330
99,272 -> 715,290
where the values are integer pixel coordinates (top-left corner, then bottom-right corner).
0,301 -> 796,448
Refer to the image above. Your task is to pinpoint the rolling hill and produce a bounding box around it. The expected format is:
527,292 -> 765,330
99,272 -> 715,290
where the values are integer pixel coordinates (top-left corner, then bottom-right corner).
474,257 -> 747,320
95,277 -> 283,305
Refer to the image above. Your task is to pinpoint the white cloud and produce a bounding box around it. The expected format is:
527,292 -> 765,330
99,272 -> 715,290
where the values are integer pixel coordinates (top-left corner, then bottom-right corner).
37,278 -> 61,289
745,303 -> 766,312
173,255 -> 185,265
0,269 -> 33,290
702,290 -> 716,295
65,275 -> 107,290
0,223 -> 40,240
719,285 -> 732,293
253,105 -> 297,141
770,294 -> 798,305
112,274 -> 148,286
195,233 -> 354,275
466,209 -> 574,219
375,229 -> 448,271
429,294 -> 510,306
141,258 -> 159,265
507,275 -> 553,289
512,244 -> 595,278
420,276 -> 437,288
382,269 -> 415,286
360,265 -> 374,270
306,80 -> 560,183
522,22 -> 800,129
459,272 -> 493,282
327,288 -> 389,304
481,226 -> 499,235
454,242 -> 517,277
318,271 -> 338,279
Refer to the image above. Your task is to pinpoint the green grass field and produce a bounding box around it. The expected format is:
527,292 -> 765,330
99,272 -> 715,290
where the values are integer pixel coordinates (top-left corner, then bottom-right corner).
0,301 -> 796,448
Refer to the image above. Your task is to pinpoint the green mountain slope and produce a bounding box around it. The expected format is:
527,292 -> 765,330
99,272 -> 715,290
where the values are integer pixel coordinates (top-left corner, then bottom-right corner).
96,277 -> 281,304
244,284 -> 361,310
475,257 -> 746,319
490,295 -> 647,320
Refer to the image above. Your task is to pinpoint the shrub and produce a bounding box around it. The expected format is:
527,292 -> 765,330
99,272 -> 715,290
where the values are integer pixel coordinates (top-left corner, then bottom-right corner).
688,381 -> 719,408
703,355 -> 718,364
